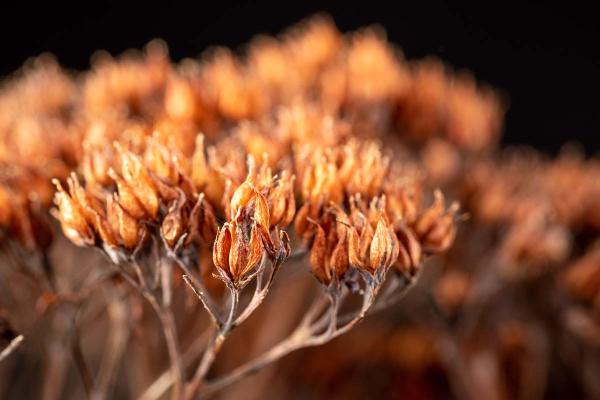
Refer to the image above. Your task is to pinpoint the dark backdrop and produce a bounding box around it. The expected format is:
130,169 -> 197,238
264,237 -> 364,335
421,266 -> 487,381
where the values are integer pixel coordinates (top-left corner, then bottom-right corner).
2,1 -> 599,154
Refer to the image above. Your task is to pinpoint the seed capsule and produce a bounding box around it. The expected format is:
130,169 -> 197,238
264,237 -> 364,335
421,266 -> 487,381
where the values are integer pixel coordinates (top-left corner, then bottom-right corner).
52,179 -> 95,247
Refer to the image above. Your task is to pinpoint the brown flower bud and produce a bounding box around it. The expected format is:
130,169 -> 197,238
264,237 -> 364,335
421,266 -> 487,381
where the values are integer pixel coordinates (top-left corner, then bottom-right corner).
161,192 -> 189,249
0,185 -> 12,228
213,220 -> 264,283
107,194 -> 144,249
213,223 -> 233,278
144,136 -> 179,184
66,173 -> 118,247
393,223 -> 422,276
188,194 -> 218,246
108,168 -> 147,219
81,143 -> 112,189
349,199 -> 398,274
115,144 -> 160,219
368,217 -> 398,273
229,178 -> 256,220
414,190 -> 459,254
330,228 -> 349,278
191,134 -> 208,189
52,179 -> 95,247
230,222 -> 263,278
268,170 -> 296,228
229,173 -> 271,245
309,223 -> 331,284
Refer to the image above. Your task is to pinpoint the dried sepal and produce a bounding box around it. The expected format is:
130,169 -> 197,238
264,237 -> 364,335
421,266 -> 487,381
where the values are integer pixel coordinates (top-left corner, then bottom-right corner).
52,179 -> 95,247
414,190 -> 459,254
268,170 -> 296,228
393,223 -> 422,276
108,168 -> 147,219
107,193 -> 144,249
115,143 -> 160,219
188,193 -> 218,246
161,191 -> 189,249
309,223 -> 331,284
213,223 -> 233,279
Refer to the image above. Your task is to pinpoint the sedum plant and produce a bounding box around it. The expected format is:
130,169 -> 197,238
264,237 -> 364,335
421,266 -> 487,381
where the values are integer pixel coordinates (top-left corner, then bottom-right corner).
1,15 -> 509,399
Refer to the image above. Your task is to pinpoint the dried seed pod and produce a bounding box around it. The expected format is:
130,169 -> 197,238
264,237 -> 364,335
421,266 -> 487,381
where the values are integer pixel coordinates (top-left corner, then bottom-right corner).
161,191 -> 190,249
188,193 -> 218,246
349,200 -> 398,274
191,134 -> 208,189
213,220 -> 264,283
213,223 -> 233,279
52,179 -> 95,246
81,142 -> 113,190
309,223 -> 331,284
368,216 -> 398,273
413,190 -> 459,254
268,170 -> 296,228
115,143 -> 160,219
393,223 -> 422,276
107,194 -> 144,249
0,185 -> 12,228
108,168 -> 147,219
329,228 -> 349,278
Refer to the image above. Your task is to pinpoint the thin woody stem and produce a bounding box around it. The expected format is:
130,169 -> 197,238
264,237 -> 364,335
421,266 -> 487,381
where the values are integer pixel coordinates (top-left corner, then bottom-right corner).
0,334 -> 24,363
199,279 -> 379,398
185,287 -> 239,400
183,275 -> 221,327
233,256 -> 279,328
144,289 -> 184,400
113,262 -> 184,400
140,327 -> 212,400
173,257 -> 221,325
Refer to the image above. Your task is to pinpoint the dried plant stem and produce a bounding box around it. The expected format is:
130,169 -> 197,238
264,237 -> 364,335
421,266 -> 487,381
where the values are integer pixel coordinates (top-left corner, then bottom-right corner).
199,279 -> 380,398
91,288 -> 130,400
0,334 -> 23,363
185,288 -> 239,400
140,327 -> 212,400
70,325 -> 94,398
175,257 -> 220,326
145,289 -> 184,400
114,263 -> 184,400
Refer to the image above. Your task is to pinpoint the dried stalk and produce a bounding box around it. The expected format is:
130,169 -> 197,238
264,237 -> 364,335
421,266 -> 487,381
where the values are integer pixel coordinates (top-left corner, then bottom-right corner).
197,272 -> 398,398
0,334 -> 23,363
184,287 -> 239,400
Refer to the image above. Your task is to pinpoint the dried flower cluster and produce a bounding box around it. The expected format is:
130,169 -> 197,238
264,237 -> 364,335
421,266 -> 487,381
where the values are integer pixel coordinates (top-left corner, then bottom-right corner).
1,15 -> 597,400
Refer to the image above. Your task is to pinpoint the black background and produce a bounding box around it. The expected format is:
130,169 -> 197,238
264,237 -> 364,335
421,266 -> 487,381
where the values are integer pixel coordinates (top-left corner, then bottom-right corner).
2,1 -> 599,154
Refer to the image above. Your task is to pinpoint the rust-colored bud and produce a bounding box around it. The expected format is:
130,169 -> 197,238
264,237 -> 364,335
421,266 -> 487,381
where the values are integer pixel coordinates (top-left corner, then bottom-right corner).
329,228 -> 349,278
191,134 -> 208,189
268,170 -> 296,228
161,192 -> 189,249
213,220 -> 264,283
368,216 -> 397,273
144,136 -> 179,184
213,223 -> 233,278
81,143 -> 112,189
393,223 -> 422,276
108,168 -> 147,219
66,173 -> 118,247
0,185 -> 12,227
115,143 -> 160,219
188,194 -> 218,246
348,199 -> 398,274
107,194 -> 143,249
229,222 -> 263,279
229,178 -> 256,220
309,223 -> 331,284
414,190 -> 459,254
52,179 -> 95,247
